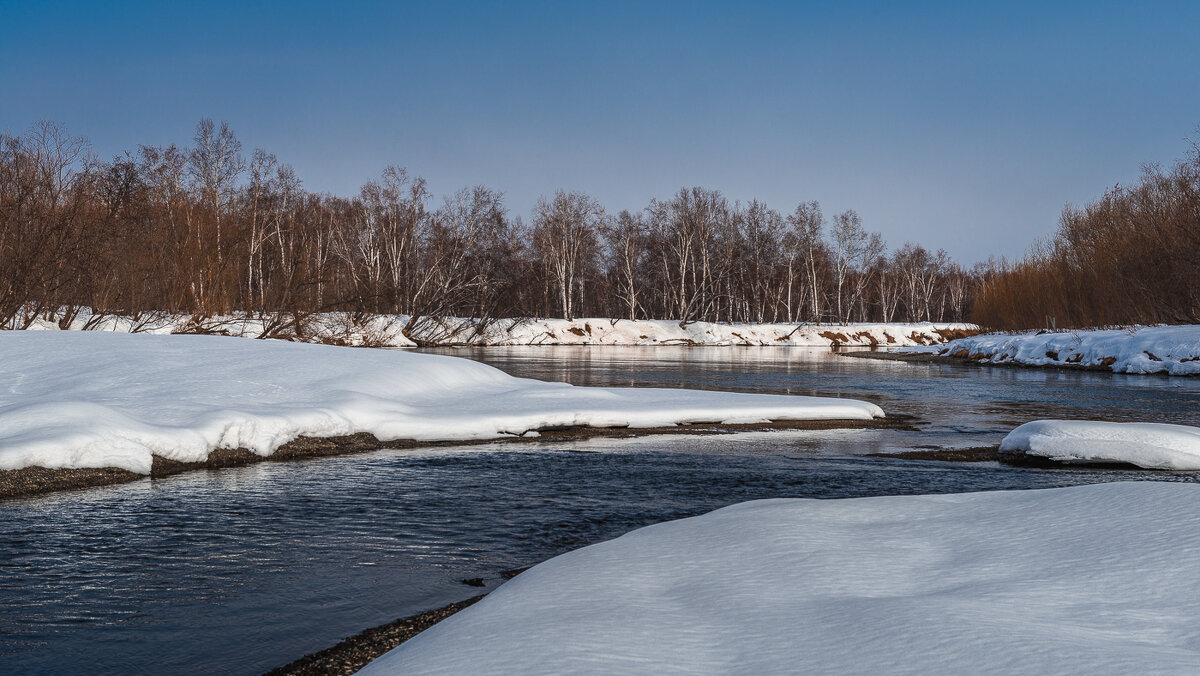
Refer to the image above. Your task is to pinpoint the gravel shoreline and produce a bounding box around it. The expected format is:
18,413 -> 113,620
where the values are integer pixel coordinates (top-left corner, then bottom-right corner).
261,594 -> 487,676
263,566 -> 531,675
0,417 -> 913,501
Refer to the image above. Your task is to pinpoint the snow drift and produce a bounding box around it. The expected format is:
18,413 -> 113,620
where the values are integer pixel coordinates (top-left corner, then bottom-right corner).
1000,420 -> 1200,469
0,332 -> 883,474
911,325 -> 1200,375
362,482 -> 1200,675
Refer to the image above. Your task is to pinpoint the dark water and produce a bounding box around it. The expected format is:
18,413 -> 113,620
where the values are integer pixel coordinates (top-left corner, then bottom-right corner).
2,348 -> 1199,675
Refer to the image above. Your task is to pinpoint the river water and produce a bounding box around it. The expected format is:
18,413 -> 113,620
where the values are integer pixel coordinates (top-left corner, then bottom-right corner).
2,348 -> 1199,675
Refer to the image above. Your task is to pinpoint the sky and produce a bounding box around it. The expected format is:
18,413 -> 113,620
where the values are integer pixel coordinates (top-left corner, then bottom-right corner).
3,0 -> 1198,263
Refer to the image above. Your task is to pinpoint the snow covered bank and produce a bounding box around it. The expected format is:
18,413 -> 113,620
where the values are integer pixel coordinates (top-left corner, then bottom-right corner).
0,332 -> 883,474
908,325 -> 1200,375
1000,420 -> 1200,470
362,482 -> 1200,675
413,317 -> 975,347
17,310 -> 421,347
15,309 -> 973,348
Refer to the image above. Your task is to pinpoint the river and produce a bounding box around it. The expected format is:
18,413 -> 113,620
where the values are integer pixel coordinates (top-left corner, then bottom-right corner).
2,347 -> 1199,675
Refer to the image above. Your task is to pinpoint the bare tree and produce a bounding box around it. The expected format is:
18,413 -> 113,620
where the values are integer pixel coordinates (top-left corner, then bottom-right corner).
647,187 -> 734,326
604,210 -> 648,320
829,209 -> 883,323
189,118 -> 244,262
740,200 -> 784,322
784,201 -> 826,322
0,121 -> 92,327
532,190 -> 604,320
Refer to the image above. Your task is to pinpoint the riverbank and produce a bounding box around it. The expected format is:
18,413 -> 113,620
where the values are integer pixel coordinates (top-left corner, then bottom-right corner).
1,417 -> 913,501
10,310 -> 975,348
875,325 -> 1200,376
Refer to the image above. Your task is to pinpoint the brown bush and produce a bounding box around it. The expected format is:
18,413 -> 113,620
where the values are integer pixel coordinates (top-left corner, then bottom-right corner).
973,143 -> 1200,330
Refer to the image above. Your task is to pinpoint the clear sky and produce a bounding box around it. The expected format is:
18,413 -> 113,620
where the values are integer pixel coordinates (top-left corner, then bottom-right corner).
3,0 -> 1198,262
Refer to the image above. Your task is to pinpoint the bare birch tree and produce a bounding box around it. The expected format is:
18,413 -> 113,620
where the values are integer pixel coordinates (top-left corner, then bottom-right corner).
532,190 -> 604,320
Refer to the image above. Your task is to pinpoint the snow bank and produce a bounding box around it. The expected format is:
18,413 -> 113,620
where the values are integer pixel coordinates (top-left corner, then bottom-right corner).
362,482 -> 1200,675
18,309 -> 973,348
0,332 -> 883,474
417,317 -> 974,347
914,325 -> 1200,375
1000,420 -> 1200,469
19,311 -> 421,347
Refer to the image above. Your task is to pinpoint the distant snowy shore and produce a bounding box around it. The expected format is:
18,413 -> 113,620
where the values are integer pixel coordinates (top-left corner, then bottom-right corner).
425,317 -> 975,347
9,310 -> 975,348
901,325 -> 1200,376
362,482 -> 1200,675
0,332 -> 884,474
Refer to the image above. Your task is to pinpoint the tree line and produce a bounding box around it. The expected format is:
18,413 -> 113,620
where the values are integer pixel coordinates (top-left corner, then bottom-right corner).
1,119 -> 981,339
973,135 -> 1200,329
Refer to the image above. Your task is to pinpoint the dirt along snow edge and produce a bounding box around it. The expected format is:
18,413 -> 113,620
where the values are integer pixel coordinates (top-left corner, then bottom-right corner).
0,331 -> 890,499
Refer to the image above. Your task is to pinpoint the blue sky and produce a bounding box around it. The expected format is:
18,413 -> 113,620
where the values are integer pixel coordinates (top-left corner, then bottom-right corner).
3,0 -> 1198,262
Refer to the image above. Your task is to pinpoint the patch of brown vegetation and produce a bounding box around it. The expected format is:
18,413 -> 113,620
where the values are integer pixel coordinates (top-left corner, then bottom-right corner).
819,331 -> 849,346
1045,350 -> 1059,360
933,327 -> 979,342
853,331 -> 879,346
567,327 -> 587,336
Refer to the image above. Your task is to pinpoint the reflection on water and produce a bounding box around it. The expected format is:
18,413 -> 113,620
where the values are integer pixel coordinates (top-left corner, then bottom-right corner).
2,347 -> 1199,675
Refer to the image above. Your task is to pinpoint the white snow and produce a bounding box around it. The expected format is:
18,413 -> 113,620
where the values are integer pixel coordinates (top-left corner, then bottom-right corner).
361,482 -> 1200,675
0,332 -> 883,474
913,325 -> 1200,375
1000,420 -> 1200,469
16,309 -> 973,348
